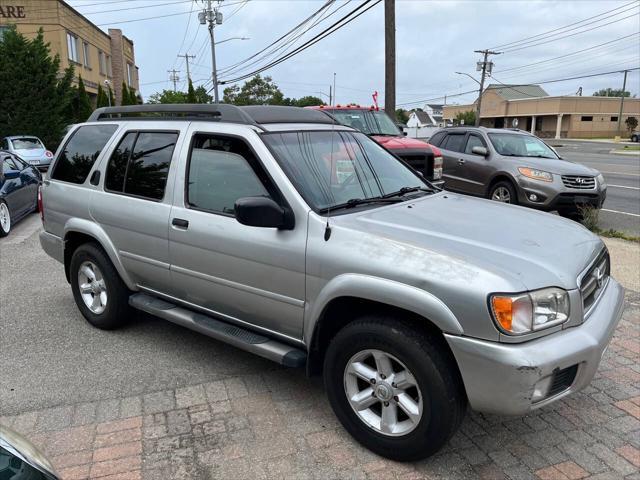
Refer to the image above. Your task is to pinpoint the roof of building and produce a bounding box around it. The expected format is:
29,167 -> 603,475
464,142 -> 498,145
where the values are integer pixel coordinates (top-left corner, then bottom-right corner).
412,111 -> 431,124
485,84 -> 549,100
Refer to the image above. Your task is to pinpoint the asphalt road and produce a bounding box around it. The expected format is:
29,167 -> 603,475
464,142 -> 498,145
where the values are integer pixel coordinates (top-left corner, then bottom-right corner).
549,139 -> 639,236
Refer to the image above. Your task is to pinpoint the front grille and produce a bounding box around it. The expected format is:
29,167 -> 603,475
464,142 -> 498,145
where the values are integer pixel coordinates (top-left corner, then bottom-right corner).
562,175 -> 596,189
579,249 -> 610,314
397,153 -> 434,179
548,364 -> 579,397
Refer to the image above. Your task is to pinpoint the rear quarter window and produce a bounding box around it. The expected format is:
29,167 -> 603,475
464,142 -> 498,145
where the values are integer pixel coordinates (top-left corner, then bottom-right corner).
51,125 -> 118,184
428,132 -> 446,146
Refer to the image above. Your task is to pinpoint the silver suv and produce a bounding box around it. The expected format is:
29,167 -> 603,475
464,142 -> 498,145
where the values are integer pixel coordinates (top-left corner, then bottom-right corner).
429,127 -> 607,219
39,105 -> 624,461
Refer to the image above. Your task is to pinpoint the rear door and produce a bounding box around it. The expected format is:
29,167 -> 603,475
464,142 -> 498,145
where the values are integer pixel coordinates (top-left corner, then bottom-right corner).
167,124 -> 307,341
91,124 -> 183,293
455,133 -> 492,196
438,131 -> 467,192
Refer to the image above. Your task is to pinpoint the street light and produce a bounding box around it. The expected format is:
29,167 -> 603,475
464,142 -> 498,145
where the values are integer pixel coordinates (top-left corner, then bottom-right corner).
104,79 -> 111,107
455,71 -> 480,86
214,36 -> 249,45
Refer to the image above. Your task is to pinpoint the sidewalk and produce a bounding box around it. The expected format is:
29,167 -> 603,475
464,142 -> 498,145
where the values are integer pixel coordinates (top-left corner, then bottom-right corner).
1,238 -> 638,480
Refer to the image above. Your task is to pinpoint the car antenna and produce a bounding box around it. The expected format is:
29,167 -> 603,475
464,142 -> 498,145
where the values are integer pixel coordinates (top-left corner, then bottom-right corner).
324,116 -> 336,241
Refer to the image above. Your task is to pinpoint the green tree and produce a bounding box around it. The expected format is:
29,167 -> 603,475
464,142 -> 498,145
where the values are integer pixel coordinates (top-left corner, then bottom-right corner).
0,27 -> 75,149
121,82 -> 136,106
222,74 -> 284,105
187,79 -> 197,103
96,84 -> 109,108
455,110 -> 476,126
593,88 -> 632,97
194,86 -> 213,104
147,90 -> 188,104
395,108 -> 410,124
293,95 -> 325,107
625,116 -> 638,134
75,76 -> 93,122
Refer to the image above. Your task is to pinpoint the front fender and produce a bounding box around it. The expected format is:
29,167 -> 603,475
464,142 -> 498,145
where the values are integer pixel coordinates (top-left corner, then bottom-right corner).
304,273 -> 464,345
64,217 -> 137,290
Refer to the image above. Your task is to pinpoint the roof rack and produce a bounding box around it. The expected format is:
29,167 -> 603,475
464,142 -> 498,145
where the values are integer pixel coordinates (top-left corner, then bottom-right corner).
240,105 -> 338,125
87,104 -> 258,124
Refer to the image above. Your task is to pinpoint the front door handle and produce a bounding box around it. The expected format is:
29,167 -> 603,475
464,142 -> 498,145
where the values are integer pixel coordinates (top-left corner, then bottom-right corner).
457,158 -> 466,165
172,218 -> 189,229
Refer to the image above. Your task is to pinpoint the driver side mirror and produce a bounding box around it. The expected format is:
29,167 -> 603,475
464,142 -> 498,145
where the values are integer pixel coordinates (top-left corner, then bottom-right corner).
234,197 -> 294,230
0,425 -> 60,479
471,146 -> 488,157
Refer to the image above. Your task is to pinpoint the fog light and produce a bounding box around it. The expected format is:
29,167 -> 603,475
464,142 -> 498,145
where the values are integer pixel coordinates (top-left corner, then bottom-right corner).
528,193 -> 538,202
532,375 -> 553,402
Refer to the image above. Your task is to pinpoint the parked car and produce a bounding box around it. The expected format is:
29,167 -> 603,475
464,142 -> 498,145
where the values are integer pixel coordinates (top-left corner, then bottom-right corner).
0,150 -> 41,237
429,127 -> 607,219
1,424 -> 59,479
1,136 -> 54,171
631,131 -> 639,142
40,105 -> 623,461
307,105 -> 444,187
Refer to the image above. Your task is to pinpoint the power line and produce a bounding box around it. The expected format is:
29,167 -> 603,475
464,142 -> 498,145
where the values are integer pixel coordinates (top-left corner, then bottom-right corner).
172,0 -> 196,71
218,0 -> 381,85
492,67 -> 640,90
489,0 -> 639,50
396,89 -> 478,107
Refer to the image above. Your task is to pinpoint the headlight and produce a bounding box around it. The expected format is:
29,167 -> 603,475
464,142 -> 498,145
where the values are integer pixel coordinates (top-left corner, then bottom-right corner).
490,287 -> 570,335
518,167 -> 553,182
596,173 -> 606,187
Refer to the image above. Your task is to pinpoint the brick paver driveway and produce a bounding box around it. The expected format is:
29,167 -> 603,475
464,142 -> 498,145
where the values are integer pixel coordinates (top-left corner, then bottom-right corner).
1,221 -> 639,479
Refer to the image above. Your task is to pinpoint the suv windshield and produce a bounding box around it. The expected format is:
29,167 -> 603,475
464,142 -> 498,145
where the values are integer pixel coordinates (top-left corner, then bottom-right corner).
488,133 -> 558,159
330,110 -> 401,136
263,130 -> 430,212
11,138 -> 43,150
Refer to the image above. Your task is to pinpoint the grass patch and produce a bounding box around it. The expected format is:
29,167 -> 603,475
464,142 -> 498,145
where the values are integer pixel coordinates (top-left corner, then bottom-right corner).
621,145 -> 640,151
577,205 -> 639,242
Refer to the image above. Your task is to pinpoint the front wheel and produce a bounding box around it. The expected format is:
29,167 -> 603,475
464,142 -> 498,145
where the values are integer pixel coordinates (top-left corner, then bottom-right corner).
0,200 -> 11,237
489,181 -> 518,204
323,316 -> 466,461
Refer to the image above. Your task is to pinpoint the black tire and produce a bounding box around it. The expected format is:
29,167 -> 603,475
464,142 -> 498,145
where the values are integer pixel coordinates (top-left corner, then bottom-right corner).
70,242 -> 132,330
489,180 -> 518,205
0,200 -> 11,237
323,316 -> 466,461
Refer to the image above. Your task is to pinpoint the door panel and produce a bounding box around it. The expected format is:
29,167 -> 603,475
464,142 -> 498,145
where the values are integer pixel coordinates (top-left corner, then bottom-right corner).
456,134 -> 491,196
440,133 -> 467,192
168,129 -> 306,340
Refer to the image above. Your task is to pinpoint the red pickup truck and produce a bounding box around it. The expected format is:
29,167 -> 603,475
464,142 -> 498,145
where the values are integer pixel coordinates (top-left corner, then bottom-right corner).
307,105 -> 444,187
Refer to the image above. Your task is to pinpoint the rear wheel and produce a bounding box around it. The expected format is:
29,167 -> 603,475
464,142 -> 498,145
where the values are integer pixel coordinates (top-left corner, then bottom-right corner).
70,243 -> 132,329
323,316 -> 466,461
489,181 -> 518,204
0,200 -> 11,237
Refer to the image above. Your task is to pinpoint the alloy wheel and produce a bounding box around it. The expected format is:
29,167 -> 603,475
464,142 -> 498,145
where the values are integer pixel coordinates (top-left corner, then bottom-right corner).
343,349 -> 423,436
78,261 -> 108,314
491,186 -> 511,203
0,203 -> 10,232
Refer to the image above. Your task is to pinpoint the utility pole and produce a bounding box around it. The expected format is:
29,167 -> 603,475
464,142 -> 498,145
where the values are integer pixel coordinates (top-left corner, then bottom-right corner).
616,69 -> 628,137
200,0 -> 222,103
473,49 -> 501,126
178,54 -> 196,82
329,85 -> 332,106
168,69 -> 180,92
384,0 -> 395,115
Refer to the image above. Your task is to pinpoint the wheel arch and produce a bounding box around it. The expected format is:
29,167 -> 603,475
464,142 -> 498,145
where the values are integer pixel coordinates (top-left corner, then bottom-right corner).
63,218 -> 136,289
486,173 -> 518,198
304,274 -> 464,377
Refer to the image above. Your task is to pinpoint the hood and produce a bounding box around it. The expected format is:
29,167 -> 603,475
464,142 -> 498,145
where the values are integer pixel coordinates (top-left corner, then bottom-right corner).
505,155 -> 599,176
373,135 -> 432,151
337,192 -> 602,291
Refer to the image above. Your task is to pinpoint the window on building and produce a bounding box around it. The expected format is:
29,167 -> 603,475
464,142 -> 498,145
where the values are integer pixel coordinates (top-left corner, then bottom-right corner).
106,55 -> 113,77
51,125 -> 118,184
98,50 -> 106,75
83,42 -> 91,68
187,134 -> 271,216
581,116 -> 593,122
611,116 -> 618,122
127,63 -> 134,86
67,32 -> 80,63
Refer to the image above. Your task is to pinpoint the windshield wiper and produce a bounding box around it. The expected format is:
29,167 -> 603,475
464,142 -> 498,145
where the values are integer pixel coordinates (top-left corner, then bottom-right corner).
319,196 -> 402,213
381,186 -> 433,198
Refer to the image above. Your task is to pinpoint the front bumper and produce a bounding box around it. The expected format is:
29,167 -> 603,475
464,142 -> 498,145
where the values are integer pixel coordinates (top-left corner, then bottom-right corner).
515,175 -> 606,212
445,278 -> 624,416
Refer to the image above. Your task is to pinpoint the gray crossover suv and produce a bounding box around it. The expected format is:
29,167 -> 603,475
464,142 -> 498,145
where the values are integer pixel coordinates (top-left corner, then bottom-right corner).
39,105 -> 623,461
429,127 -> 607,219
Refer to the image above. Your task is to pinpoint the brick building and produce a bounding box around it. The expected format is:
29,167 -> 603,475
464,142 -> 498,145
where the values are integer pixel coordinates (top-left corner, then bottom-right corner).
0,0 -> 140,105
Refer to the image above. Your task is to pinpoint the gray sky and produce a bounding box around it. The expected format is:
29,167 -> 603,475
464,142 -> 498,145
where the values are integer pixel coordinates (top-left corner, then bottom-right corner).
67,0 -> 640,107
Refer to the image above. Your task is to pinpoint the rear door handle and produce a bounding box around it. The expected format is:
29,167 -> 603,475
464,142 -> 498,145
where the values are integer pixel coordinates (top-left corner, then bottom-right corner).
172,218 -> 189,229
457,158 -> 466,165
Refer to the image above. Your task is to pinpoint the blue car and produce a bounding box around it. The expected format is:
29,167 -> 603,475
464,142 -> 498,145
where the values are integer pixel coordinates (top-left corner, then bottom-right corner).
0,150 -> 41,237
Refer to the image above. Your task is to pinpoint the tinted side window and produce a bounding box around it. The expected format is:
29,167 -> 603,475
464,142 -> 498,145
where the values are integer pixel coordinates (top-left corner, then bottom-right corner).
465,134 -> 486,154
52,125 -> 117,184
124,132 -> 177,200
429,132 -> 446,146
105,132 -> 136,192
443,134 -> 465,153
2,155 -> 19,172
187,134 -> 270,216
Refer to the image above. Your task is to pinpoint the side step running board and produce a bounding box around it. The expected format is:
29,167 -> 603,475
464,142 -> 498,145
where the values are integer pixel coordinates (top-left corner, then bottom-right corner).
129,293 -> 306,368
